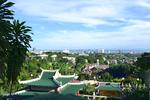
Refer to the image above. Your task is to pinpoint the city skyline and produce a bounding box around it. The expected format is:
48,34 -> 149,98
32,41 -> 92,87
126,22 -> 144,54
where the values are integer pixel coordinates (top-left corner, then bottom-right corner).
13,0 -> 150,50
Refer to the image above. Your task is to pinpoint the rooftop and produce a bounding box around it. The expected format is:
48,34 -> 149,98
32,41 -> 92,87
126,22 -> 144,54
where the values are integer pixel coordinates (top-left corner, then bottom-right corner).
60,83 -> 85,95
96,82 -> 121,91
19,69 -> 76,88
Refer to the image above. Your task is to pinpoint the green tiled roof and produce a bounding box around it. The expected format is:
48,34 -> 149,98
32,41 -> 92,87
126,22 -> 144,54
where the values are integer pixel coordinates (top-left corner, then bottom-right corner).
41,72 -> 55,79
26,71 -> 58,87
56,77 -> 74,85
26,79 -> 58,87
96,83 -> 121,91
17,91 -> 48,96
60,84 -> 85,95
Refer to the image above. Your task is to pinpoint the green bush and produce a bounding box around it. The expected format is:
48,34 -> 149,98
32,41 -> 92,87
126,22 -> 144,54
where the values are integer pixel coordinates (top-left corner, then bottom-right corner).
124,87 -> 149,100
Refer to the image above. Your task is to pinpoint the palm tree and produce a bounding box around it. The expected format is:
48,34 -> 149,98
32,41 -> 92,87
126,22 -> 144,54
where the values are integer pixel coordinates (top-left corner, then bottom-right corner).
6,20 -> 32,98
0,0 -> 14,82
0,1 -> 33,99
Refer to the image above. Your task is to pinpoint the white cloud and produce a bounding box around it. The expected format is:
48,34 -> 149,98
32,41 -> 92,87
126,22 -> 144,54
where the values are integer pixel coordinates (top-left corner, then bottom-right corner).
137,0 -> 150,8
13,0 -> 131,27
13,0 -> 150,49
32,29 -> 150,49
121,19 -> 150,34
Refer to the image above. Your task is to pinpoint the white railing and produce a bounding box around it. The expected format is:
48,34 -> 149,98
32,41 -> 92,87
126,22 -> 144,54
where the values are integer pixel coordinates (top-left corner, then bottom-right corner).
80,94 -> 121,100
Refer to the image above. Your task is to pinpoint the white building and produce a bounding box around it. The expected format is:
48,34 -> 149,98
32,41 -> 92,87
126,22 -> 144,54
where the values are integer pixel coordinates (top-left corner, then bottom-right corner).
62,49 -> 70,54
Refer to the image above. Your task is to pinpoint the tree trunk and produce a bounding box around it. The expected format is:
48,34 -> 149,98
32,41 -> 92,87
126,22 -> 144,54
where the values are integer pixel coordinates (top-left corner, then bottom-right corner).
9,68 -> 13,100
9,80 -> 13,100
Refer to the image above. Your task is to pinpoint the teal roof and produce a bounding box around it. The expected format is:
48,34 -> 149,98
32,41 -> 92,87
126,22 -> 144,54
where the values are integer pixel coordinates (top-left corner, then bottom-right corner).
96,83 -> 121,91
17,91 -> 48,96
56,77 -> 74,85
21,70 -> 75,88
26,71 -> 58,87
41,72 -> 55,79
60,84 -> 85,95
26,79 -> 58,87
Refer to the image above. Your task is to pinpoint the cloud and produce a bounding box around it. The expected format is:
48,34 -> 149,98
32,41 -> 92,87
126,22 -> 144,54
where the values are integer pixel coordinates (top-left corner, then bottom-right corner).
137,0 -> 150,8
32,29 -> 150,49
121,19 -> 150,34
13,0 -> 150,27
13,0 -> 150,49
13,0 -> 132,27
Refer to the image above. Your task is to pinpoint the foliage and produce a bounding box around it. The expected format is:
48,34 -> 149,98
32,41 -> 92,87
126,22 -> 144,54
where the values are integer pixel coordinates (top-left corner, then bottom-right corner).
106,64 -> 138,78
0,0 -> 14,83
136,52 -> 150,83
123,76 -> 142,85
124,87 -> 149,100
144,69 -> 150,85
75,56 -> 87,70
81,84 -> 95,95
100,72 -> 113,82
0,0 -> 33,96
6,20 -> 32,84
136,52 -> 150,71
78,73 -> 91,80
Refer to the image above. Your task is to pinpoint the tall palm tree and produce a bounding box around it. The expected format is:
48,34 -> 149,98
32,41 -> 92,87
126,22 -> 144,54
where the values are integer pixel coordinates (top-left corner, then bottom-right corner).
0,0 -> 14,82
0,1 -> 33,99
6,20 -> 32,98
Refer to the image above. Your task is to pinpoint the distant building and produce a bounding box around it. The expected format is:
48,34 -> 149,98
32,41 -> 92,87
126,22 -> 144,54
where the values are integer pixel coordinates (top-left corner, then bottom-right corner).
102,49 -> 105,53
62,49 -> 70,54
51,54 -> 57,61
78,53 -> 89,56
82,64 -> 109,74
37,54 -> 48,59
62,56 -> 76,64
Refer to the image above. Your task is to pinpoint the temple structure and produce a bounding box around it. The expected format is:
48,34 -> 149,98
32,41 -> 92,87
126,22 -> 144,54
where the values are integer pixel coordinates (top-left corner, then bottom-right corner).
3,69 -> 84,99
3,69 -> 123,100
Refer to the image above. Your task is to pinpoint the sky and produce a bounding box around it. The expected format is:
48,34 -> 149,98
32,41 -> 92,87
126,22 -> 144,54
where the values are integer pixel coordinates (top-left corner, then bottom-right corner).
12,0 -> 150,50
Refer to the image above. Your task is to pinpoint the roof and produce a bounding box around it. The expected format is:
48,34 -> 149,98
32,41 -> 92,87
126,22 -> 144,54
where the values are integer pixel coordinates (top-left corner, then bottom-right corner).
20,70 -> 59,87
19,69 -> 77,88
26,79 -> 58,87
60,83 -> 85,95
16,91 -> 48,96
96,82 -> 121,91
56,77 -> 74,85
24,93 -> 87,100
3,90 -> 49,97
41,71 -> 55,79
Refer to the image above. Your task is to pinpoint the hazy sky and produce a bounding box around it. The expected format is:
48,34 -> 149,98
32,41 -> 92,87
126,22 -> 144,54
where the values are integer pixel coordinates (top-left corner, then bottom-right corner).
12,0 -> 150,50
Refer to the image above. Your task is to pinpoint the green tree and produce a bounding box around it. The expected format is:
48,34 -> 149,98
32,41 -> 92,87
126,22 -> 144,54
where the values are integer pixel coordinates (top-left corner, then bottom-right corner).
136,53 -> 150,71
106,64 -> 137,78
0,0 -> 14,82
136,53 -> 150,84
124,85 -> 149,100
6,20 -> 32,97
75,56 -> 86,70
82,84 -> 95,95
101,72 -> 113,81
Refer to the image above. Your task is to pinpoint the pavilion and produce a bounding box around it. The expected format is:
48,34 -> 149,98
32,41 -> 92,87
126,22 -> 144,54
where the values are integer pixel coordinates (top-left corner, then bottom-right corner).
3,69 -> 84,99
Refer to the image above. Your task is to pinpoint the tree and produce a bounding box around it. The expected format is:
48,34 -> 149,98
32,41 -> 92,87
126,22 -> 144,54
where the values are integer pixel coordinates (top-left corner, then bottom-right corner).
100,72 -> 113,81
136,53 -> 150,84
136,53 -> 150,71
75,56 -> 86,70
82,84 -> 95,95
106,64 -> 136,78
6,20 -> 32,97
0,0 -> 14,82
0,1 -> 33,99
